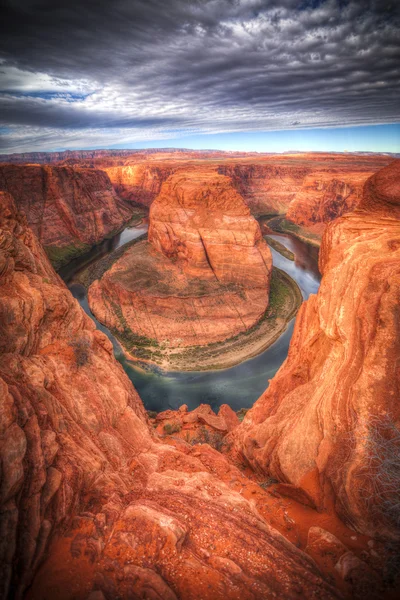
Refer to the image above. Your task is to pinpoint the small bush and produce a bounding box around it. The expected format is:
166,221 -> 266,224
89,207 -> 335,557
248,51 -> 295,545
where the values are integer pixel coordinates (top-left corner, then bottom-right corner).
361,416 -> 400,530
236,408 -> 248,422
259,477 -> 279,489
69,337 -> 90,367
190,426 -> 227,452
164,422 -> 182,435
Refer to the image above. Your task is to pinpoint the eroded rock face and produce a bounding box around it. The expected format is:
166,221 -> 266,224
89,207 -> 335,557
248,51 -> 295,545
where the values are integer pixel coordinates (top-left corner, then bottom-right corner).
219,159 -> 388,233
89,167 -> 272,348
232,161 -> 400,540
218,163 -> 307,215
104,163 -> 173,207
286,171 -> 370,232
0,191 -> 339,599
149,167 -> 272,286
0,164 -> 132,266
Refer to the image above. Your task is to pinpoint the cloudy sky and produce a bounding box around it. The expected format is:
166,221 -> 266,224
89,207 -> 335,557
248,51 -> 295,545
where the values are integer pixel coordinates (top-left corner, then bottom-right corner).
0,0 -> 399,153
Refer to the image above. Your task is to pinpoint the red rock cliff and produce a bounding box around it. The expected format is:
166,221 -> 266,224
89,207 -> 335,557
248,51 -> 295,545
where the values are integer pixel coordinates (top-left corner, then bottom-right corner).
104,163 -> 173,207
0,164 -> 132,266
0,191 -> 340,599
285,171 -> 371,233
232,161 -> 400,540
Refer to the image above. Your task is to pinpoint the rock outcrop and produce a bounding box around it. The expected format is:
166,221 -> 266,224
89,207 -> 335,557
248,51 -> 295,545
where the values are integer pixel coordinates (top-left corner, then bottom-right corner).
0,164 -> 132,267
89,167 -> 272,349
0,191 -> 340,599
232,160 -> 400,541
104,164 -> 173,207
285,171 -> 370,233
219,155 -> 390,231
218,163 -> 307,215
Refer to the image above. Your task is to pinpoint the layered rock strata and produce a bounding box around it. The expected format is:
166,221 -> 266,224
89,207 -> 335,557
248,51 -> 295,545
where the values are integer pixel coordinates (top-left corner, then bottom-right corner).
0,191 -> 340,599
104,164 -> 173,207
0,164 -> 132,266
232,160 -> 400,541
89,167 -> 272,349
285,171 -> 371,233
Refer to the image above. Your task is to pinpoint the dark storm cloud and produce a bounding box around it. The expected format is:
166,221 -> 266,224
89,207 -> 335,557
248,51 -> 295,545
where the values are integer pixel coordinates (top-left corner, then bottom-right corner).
0,0 -> 399,151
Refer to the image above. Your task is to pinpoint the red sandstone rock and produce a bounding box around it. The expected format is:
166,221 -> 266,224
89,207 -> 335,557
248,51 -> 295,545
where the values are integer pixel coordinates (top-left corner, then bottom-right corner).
0,191 -> 339,599
286,171 -> 372,232
89,166 -> 272,348
232,161 -> 400,541
104,163 -> 173,207
1,149 -> 390,237
0,164 -> 132,265
219,404 -> 240,432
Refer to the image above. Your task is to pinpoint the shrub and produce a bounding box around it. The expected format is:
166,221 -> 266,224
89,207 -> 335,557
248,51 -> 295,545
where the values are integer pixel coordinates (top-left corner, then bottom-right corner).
69,337 -> 90,367
236,408 -> 248,422
190,426 -> 227,452
164,422 -> 182,435
259,477 -> 279,489
361,416 -> 400,530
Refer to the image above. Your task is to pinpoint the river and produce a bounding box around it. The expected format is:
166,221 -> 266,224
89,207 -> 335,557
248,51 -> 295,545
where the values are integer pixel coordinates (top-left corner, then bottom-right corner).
60,220 -> 321,413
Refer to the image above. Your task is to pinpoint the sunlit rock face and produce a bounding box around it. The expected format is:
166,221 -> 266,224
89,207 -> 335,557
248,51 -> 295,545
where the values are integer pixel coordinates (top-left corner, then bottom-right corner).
0,191 -> 339,600
219,154 -> 390,231
89,166 -> 272,348
218,162 -> 307,215
104,163 -> 174,207
0,164 -> 132,265
149,166 -> 272,286
232,160 -> 400,541
285,171 -> 370,233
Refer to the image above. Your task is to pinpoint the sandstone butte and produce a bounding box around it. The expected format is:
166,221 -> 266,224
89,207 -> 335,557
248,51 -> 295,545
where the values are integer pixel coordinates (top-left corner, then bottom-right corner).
88,166 -> 273,349
0,190 -> 347,600
0,164 -> 132,267
232,160 -> 400,543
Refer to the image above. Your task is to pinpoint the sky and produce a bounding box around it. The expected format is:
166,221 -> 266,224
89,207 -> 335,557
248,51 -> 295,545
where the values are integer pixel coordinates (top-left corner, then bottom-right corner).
0,0 -> 399,154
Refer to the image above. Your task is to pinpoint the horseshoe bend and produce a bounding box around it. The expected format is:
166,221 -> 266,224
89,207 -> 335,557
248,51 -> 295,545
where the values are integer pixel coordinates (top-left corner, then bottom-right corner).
0,152 -> 399,600
87,166 -> 303,370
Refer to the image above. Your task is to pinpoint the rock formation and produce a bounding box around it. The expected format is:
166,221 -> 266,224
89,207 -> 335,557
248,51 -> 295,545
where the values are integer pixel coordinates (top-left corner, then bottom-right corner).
232,160 -> 400,541
285,171 -> 370,233
0,191 -> 341,599
0,164 -> 132,267
219,155 -> 391,231
89,166 -> 272,349
218,163 -> 307,215
1,149 -> 391,234
104,163 -> 173,207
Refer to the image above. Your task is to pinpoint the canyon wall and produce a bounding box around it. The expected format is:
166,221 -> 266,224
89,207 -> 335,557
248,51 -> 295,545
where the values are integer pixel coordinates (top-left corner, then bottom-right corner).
0,164 -> 132,267
104,163 -> 173,207
232,160 -> 400,540
0,191 -> 339,600
89,166 -> 273,349
219,157 -> 391,232
285,171 -> 371,233
218,163 -> 307,215
1,150 -> 392,236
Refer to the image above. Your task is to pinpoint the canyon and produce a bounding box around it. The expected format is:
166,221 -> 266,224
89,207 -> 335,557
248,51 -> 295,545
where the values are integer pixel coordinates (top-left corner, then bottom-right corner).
0,152 -> 399,599
87,166 -> 280,367
1,189 -> 342,600
1,151 -> 391,252
0,164 -> 132,267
